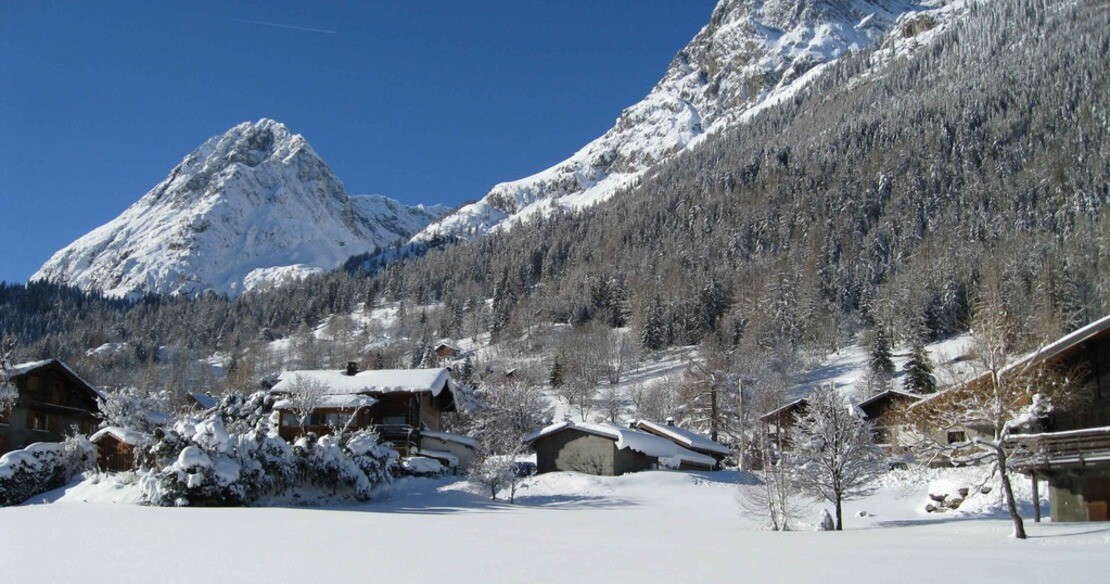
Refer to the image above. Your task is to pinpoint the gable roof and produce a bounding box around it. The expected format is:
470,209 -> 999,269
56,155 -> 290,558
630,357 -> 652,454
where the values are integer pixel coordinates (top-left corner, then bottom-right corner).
913,314 -> 1110,409
759,398 -> 808,423
856,390 -> 923,418
633,420 -> 732,456
271,368 -> 457,397
1002,313 -> 1110,376
90,426 -> 152,446
523,421 -> 717,468
2,358 -> 105,400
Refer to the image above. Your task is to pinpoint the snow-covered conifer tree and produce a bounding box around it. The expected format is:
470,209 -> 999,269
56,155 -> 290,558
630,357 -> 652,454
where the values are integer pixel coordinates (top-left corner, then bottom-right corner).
901,340 -> 936,394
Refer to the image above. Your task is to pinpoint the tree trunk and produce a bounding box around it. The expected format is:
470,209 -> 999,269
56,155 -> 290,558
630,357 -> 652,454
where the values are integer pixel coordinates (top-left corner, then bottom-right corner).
835,493 -> 843,531
998,452 -> 1027,539
709,385 -> 719,443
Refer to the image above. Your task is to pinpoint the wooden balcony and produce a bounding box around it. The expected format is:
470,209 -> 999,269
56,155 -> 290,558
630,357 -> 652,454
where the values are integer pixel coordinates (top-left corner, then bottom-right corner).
1008,426 -> 1110,472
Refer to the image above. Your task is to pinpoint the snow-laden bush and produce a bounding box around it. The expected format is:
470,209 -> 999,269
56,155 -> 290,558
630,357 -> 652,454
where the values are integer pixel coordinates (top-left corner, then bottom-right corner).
345,429 -> 399,487
141,393 -> 396,506
293,433 -> 374,501
0,435 -> 96,506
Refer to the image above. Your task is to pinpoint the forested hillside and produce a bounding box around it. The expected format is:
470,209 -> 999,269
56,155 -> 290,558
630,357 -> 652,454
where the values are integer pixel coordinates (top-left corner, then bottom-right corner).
2,0 -> 1106,394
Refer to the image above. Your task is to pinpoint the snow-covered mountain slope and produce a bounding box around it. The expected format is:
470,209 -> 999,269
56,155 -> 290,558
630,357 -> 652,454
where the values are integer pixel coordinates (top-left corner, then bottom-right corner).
413,0 -> 959,243
32,120 -> 447,298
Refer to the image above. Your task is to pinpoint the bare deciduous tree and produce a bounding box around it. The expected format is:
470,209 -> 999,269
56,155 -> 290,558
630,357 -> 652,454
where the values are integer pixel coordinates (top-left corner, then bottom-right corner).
282,374 -> 330,431
739,430 -> 803,531
789,385 -> 885,531
904,298 -> 1080,539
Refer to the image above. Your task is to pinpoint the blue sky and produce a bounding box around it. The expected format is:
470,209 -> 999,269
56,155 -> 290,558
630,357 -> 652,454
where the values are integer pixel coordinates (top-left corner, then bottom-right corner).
0,0 -> 715,284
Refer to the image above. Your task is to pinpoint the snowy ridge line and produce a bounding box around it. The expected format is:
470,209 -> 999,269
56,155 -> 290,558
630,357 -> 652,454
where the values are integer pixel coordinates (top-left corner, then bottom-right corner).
32,119 -> 449,298
412,0 -> 959,246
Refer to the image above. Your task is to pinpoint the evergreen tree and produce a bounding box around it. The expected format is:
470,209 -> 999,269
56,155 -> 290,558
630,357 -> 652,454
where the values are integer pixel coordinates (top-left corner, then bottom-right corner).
549,358 -> 564,388
868,327 -> 895,388
901,340 -> 936,394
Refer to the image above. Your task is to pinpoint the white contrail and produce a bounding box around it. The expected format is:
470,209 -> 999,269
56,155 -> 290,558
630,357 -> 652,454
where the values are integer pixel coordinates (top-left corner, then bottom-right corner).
230,18 -> 337,35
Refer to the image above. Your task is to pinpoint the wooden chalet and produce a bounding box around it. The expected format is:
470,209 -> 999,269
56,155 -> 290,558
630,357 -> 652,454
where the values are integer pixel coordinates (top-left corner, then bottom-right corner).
524,421 -> 717,476
433,341 -> 462,361
758,397 -> 809,445
269,363 -> 477,468
0,359 -> 102,456
1002,314 -> 1110,521
856,390 -> 923,455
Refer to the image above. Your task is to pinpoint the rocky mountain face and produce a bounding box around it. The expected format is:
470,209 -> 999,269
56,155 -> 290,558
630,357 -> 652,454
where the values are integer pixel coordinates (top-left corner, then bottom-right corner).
412,0 -> 955,243
33,119 -> 446,298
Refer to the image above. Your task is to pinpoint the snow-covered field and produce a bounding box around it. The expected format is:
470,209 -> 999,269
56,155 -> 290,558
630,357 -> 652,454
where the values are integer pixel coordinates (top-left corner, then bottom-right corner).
3,468 -> 1107,584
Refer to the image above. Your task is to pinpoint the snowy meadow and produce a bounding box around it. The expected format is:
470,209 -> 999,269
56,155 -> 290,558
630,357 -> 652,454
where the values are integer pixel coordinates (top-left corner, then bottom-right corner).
3,468 -> 1108,584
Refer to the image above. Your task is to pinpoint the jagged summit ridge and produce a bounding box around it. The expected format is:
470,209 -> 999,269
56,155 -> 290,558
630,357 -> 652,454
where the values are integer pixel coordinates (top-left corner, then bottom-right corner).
413,0 -> 949,243
33,119 -> 446,298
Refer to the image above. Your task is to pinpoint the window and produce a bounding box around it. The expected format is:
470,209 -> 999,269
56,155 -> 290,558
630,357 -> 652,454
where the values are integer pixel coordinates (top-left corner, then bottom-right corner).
947,430 -> 968,444
50,383 -> 65,406
27,411 -> 50,432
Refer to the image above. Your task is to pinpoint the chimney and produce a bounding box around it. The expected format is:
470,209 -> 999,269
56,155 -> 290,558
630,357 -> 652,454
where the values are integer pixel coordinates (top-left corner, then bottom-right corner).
345,361 -> 359,376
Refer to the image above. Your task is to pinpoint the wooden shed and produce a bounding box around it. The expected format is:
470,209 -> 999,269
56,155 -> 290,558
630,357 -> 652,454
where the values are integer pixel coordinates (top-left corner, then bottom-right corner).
524,421 -> 716,476
90,427 -> 152,472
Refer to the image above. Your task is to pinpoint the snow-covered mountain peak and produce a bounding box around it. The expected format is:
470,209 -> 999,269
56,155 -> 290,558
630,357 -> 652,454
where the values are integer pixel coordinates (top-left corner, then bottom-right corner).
32,120 -> 447,298
413,0 -> 951,243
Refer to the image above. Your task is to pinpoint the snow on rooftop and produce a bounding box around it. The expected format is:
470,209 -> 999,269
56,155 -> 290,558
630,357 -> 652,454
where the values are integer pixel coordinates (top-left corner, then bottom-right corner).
4,359 -> 56,377
856,389 -> 923,411
271,368 -> 456,397
420,430 -> 479,450
634,420 -> 732,456
273,394 -> 378,411
2,359 -> 105,399
1002,313 -> 1110,376
525,421 -> 716,468
90,426 -> 152,446
188,392 -> 219,410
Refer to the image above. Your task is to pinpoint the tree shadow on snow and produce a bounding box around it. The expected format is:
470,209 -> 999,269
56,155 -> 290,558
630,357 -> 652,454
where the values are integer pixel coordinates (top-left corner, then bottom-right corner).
295,476 -> 636,516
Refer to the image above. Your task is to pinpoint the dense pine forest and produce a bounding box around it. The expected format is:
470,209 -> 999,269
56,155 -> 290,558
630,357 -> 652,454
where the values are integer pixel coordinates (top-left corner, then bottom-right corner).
2,0 -> 1107,396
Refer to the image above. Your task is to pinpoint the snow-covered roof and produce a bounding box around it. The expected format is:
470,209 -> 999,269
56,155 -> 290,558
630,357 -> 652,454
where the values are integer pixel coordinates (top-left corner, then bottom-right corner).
1002,313 -> 1110,376
2,359 -> 105,399
271,368 -> 457,397
856,390 -> 923,415
188,392 -> 219,410
524,421 -> 717,468
914,314 -> 1110,408
759,398 -> 808,422
633,420 -> 732,456
90,426 -> 152,446
420,430 -> 479,450
433,340 -> 461,353
273,394 -> 378,411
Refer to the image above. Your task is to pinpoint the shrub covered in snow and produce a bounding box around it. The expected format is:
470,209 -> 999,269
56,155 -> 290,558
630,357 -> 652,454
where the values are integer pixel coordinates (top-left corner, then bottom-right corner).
140,392 -> 396,506
0,435 -> 96,506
